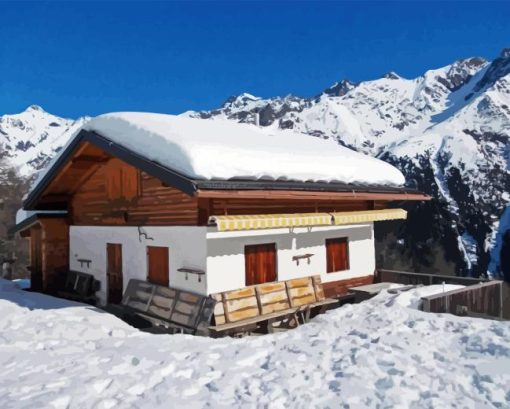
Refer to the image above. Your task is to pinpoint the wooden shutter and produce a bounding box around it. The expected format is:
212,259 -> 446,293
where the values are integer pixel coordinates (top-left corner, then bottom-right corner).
105,159 -> 122,200
326,238 -> 349,273
121,165 -> 140,200
244,243 -> 277,286
105,158 -> 139,200
147,246 -> 169,286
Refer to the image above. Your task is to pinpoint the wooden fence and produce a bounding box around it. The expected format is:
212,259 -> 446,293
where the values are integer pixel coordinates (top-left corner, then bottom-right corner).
375,269 -> 487,286
421,281 -> 504,319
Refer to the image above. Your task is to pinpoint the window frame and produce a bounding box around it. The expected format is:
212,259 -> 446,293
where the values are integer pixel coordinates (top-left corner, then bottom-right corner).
325,237 -> 350,273
244,242 -> 278,286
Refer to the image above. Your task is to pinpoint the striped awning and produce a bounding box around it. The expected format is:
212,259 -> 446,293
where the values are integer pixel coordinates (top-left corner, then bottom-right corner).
331,208 -> 407,225
209,213 -> 332,232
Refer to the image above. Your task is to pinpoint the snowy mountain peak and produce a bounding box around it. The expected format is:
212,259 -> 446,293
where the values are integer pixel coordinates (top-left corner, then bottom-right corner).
3,48 -> 509,278
25,104 -> 45,113
184,48 -> 510,278
0,107 -> 86,175
472,49 -> 510,94
382,71 -> 401,80
223,92 -> 261,107
323,79 -> 358,97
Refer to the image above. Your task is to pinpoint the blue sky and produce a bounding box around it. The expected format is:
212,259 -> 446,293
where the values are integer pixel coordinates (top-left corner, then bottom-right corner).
1,1 -> 509,119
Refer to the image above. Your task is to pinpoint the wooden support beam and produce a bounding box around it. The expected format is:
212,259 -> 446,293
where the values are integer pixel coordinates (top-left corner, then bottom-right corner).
44,142 -> 90,190
68,162 -> 104,195
196,189 -> 431,202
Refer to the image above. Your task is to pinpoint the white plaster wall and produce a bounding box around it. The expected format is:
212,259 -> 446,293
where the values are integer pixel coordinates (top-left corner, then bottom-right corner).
69,226 -> 207,305
206,223 -> 375,294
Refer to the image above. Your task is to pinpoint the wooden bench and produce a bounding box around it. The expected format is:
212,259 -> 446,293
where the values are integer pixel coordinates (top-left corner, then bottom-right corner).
209,275 -> 338,336
105,279 -> 216,336
58,271 -> 100,305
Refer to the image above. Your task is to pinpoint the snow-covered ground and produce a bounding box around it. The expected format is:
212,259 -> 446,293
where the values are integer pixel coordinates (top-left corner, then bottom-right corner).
0,279 -> 509,408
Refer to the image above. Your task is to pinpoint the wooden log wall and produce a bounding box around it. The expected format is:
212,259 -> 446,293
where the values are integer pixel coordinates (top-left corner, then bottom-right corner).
71,159 -> 199,225
206,198 -> 373,216
39,218 -> 69,294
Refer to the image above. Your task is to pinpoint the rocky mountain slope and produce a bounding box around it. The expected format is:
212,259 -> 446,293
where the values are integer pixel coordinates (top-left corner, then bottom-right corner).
2,49 -> 509,278
184,49 -> 510,278
0,105 -> 85,176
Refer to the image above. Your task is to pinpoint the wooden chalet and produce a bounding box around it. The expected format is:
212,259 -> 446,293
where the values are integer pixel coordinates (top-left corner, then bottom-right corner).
14,113 -> 429,305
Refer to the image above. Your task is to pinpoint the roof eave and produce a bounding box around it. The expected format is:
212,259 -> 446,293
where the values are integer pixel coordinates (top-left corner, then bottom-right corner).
194,179 -> 430,201
23,130 -> 199,210
23,129 -> 429,210
9,212 -> 68,237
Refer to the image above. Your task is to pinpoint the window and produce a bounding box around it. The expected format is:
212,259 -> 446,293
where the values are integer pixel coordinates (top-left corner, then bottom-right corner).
147,246 -> 170,286
244,243 -> 277,286
326,238 -> 349,273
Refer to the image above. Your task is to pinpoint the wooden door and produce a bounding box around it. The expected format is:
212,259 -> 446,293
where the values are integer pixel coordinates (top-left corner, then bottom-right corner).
106,243 -> 123,303
326,238 -> 349,273
147,246 -> 169,286
244,243 -> 277,286
30,226 -> 43,291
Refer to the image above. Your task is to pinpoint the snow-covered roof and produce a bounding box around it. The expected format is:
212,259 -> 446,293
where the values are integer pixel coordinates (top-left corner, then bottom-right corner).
80,112 -> 405,186
15,209 -> 67,225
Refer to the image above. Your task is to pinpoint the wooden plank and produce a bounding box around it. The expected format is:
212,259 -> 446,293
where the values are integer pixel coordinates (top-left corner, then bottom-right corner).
375,269 -> 487,286
209,307 -> 299,332
224,297 -> 259,322
197,189 -> 430,201
256,281 -> 287,295
209,199 -> 373,217
222,287 -> 260,323
211,293 -> 226,325
256,282 -> 290,315
286,277 -> 313,289
312,276 -> 326,301
286,277 -> 317,307
223,287 -> 256,300
420,281 -> 503,318
322,274 -> 374,297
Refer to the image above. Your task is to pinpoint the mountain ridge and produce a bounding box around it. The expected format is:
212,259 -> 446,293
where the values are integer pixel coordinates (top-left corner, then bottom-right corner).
2,48 -> 509,279
183,48 -> 510,278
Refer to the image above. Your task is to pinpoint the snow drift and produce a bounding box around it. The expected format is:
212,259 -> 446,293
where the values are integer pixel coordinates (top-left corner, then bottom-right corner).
0,279 -> 508,408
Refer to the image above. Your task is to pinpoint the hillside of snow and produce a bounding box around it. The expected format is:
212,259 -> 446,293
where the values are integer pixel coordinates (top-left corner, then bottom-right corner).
184,49 -> 510,278
0,279 -> 508,408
